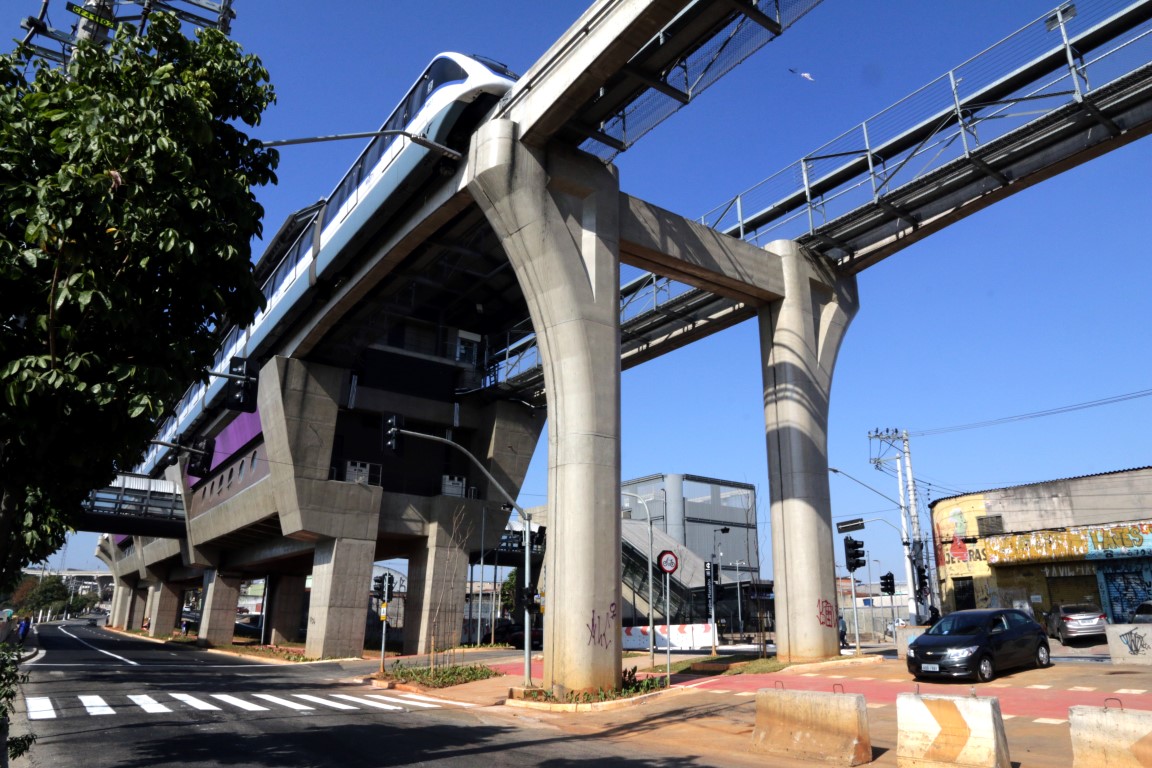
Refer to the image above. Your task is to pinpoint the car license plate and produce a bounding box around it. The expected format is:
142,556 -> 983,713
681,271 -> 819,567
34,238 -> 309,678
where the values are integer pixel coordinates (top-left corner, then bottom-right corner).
1077,620 -> 1095,626
921,663 -> 939,672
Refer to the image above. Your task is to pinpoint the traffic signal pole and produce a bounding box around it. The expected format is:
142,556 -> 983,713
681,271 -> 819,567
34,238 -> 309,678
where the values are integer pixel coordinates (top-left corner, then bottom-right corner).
843,536 -> 866,654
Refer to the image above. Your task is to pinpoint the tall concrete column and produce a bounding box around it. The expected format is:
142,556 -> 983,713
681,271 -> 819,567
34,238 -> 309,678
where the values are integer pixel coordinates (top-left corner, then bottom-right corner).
758,240 -> 858,663
198,568 -> 241,647
146,580 -> 181,638
665,473 -> 686,543
468,120 -> 622,695
110,581 -> 133,629
128,588 -> 148,630
403,499 -> 475,656
307,537 -> 375,659
268,574 -> 307,646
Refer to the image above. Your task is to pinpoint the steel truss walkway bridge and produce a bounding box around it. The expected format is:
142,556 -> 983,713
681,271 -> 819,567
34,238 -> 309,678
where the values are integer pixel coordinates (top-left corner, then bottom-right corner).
491,0 -> 1152,399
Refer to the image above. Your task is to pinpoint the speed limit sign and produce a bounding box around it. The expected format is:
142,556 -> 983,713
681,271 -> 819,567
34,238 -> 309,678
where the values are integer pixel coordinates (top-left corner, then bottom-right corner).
657,549 -> 679,574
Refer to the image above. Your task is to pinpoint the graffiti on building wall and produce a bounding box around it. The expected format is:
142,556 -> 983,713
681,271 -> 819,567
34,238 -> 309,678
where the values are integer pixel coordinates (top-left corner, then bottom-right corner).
985,530 -> 1086,564
1120,627 -> 1151,656
1086,523 -> 1152,560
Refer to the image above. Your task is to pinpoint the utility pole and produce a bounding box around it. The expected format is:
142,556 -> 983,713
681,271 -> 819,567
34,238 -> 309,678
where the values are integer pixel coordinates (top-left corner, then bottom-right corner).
871,429 -> 931,624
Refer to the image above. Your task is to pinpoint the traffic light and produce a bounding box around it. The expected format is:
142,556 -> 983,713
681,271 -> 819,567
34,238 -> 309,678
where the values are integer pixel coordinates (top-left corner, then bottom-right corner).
225,357 -> 258,412
880,571 -> 895,595
383,413 -> 404,453
187,436 -> 215,477
843,536 -> 866,572
916,566 -> 929,598
383,573 -> 394,602
373,575 -> 384,600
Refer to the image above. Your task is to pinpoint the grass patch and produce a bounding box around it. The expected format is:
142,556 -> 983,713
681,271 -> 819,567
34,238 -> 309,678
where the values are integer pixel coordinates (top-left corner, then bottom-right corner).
726,656 -> 787,675
377,661 -> 501,688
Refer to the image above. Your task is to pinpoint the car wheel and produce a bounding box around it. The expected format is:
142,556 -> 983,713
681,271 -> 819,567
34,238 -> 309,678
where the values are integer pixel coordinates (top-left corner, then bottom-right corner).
1035,643 -> 1050,668
1057,628 -> 1066,645
976,655 -> 995,683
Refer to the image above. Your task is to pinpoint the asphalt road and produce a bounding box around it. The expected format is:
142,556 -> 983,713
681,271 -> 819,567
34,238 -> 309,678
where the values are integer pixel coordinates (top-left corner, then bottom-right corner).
11,621 -> 690,768
12,623 -> 1135,767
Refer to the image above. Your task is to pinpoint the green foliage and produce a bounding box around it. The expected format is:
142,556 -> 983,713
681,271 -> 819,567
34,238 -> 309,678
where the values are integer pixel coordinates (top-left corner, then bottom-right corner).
0,13 -> 278,590
1,644 -> 35,760
21,576 -> 68,612
382,661 -> 500,688
500,569 -> 518,615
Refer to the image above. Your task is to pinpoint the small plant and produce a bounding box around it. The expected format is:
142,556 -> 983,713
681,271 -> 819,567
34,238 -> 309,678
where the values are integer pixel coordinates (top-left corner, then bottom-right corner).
380,661 -> 500,688
1,644 -> 36,761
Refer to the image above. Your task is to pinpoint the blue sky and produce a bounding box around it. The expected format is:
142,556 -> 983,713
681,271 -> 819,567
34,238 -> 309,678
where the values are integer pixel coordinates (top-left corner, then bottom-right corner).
12,1 -> 1150,581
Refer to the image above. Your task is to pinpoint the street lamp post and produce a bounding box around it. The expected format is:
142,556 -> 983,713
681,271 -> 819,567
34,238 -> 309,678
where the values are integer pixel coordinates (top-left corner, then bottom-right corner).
622,492 -> 656,671
733,560 -> 747,638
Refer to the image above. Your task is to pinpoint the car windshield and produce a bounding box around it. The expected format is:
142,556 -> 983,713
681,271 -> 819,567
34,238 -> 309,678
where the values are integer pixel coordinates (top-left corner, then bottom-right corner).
1063,604 -> 1100,614
926,613 -> 987,636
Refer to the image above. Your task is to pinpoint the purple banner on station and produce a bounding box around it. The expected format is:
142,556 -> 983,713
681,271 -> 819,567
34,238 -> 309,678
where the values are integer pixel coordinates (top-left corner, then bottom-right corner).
187,410 -> 263,482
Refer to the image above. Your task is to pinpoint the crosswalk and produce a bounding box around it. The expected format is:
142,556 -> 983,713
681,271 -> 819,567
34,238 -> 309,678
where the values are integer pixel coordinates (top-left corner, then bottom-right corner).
23,690 -> 473,720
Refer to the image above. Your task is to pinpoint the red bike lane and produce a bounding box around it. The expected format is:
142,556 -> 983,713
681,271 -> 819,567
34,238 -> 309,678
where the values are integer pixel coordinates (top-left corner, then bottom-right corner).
680,658 -> 1152,722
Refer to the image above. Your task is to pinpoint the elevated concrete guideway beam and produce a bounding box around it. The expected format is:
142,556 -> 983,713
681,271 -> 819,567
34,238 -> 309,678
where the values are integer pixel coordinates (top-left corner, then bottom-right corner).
495,0 -> 694,148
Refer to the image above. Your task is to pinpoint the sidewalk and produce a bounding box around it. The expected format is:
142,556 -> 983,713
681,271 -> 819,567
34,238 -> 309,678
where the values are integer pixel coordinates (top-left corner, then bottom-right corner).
400,642 -> 1116,767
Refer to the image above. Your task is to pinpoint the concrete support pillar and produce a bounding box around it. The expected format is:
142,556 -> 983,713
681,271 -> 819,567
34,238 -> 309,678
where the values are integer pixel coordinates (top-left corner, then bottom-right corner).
665,473 -> 686,544
403,500 -> 473,656
468,119 -> 622,695
198,568 -> 241,647
146,580 -> 182,638
306,537 -> 375,659
268,574 -> 307,646
110,581 -> 133,629
758,240 -> 858,663
128,588 -> 148,630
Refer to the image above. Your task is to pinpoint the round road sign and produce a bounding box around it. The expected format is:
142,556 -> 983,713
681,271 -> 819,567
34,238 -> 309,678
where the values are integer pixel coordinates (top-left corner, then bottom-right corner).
657,549 -> 679,574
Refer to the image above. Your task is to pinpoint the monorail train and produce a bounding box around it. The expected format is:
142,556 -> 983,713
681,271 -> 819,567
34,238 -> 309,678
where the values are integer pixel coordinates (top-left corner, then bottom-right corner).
138,52 -> 518,475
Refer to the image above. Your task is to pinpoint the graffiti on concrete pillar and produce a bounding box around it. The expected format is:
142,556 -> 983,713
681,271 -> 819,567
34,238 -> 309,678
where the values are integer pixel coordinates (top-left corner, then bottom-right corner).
586,602 -> 618,649
1120,627 -> 1150,656
817,599 -> 835,628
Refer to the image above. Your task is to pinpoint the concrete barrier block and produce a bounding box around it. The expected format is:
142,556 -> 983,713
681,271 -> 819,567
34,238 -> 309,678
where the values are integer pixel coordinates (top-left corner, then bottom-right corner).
1107,624 -> 1152,665
896,692 -> 1009,768
751,688 -> 871,766
1070,705 -> 1152,767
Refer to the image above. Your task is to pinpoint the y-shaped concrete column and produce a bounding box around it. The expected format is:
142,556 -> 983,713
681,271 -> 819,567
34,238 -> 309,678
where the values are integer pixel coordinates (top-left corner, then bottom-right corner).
759,240 -> 858,663
468,120 -> 622,695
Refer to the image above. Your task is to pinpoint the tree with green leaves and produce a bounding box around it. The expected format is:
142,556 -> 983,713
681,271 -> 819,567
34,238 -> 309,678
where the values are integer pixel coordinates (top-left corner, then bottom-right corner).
0,13 -> 278,591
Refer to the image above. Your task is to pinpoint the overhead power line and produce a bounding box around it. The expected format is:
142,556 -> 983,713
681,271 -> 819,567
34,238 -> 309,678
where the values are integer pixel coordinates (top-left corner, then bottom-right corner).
909,388 -> 1152,438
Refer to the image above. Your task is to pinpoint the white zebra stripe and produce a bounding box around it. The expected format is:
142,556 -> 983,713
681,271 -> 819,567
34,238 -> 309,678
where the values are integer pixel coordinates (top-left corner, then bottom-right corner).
210,694 -> 268,711
399,692 -> 474,708
128,695 -> 172,714
78,695 -> 115,716
330,694 -> 403,710
25,697 -> 56,720
253,694 -> 314,710
169,693 -> 221,711
291,694 -> 358,710
366,694 -> 437,709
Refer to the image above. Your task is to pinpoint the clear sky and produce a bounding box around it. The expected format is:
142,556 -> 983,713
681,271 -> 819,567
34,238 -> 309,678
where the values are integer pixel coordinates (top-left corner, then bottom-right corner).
10,1 -> 1150,582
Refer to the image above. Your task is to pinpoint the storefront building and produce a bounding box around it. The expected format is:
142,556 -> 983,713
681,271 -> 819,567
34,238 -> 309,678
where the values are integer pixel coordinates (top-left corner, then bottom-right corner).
930,466 -> 1152,623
